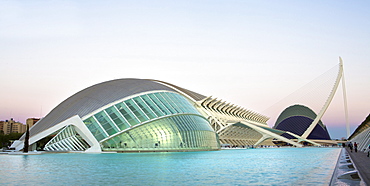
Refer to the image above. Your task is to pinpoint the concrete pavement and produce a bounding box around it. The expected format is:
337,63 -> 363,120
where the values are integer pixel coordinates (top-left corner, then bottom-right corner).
347,147 -> 370,185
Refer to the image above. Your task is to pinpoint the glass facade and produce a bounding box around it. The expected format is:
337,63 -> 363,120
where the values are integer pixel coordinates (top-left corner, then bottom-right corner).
82,91 -> 219,151
102,115 -> 219,151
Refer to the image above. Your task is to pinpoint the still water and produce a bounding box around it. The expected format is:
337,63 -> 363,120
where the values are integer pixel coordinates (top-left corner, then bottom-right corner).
0,147 -> 340,185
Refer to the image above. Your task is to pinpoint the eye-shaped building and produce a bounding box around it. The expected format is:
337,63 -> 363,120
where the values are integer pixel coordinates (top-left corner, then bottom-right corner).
12,79 -> 303,152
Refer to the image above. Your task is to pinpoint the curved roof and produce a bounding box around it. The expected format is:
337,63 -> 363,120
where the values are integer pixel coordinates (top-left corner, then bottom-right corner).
150,79 -> 207,101
348,113 -> 370,140
274,104 -> 325,129
273,104 -> 330,140
24,79 -> 206,139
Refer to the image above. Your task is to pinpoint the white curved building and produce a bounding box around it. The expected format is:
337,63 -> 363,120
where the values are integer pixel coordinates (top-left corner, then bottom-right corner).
348,114 -> 370,152
11,79 -> 301,152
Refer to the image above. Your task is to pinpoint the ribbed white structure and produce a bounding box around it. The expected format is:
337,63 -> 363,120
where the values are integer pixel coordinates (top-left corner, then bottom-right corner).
198,97 -> 303,147
349,114 -> 370,152
12,78 -> 306,152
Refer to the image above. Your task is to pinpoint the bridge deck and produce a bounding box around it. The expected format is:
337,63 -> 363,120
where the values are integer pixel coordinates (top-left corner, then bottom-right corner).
346,147 -> 370,185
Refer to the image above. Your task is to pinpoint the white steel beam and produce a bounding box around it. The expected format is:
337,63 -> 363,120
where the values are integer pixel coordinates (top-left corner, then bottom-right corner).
302,60 -> 343,139
239,121 -> 303,147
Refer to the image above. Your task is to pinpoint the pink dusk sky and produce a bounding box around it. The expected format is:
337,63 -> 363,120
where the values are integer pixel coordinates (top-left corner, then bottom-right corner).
1,1 -> 369,139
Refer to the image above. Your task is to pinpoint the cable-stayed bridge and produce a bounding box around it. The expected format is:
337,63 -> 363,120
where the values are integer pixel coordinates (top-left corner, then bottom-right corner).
263,57 -> 349,145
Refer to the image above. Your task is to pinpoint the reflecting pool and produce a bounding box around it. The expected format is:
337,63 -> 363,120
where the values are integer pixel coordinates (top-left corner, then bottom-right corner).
0,147 -> 340,185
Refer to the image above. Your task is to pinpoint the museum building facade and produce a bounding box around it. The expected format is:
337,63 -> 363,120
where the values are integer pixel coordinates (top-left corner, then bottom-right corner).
11,79 -> 302,152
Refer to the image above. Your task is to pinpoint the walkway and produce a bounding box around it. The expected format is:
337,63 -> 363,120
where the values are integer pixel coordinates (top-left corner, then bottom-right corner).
346,147 -> 370,185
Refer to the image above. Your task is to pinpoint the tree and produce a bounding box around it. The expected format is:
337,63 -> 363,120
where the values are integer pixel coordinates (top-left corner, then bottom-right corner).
23,124 -> 29,153
0,133 -> 23,148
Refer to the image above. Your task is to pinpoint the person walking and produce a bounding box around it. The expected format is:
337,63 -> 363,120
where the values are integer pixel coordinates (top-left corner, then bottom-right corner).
354,142 -> 358,152
367,144 -> 370,157
348,142 -> 353,152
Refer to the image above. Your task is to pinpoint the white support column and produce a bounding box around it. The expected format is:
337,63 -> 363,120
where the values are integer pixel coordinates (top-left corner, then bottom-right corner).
254,134 -> 270,146
240,121 -> 303,147
214,100 -> 223,112
340,57 -> 350,138
208,98 -> 219,109
221,103 -> 230,113
200,96 -> 213,107
286,131 -> 321,146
